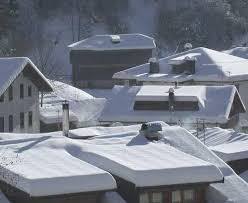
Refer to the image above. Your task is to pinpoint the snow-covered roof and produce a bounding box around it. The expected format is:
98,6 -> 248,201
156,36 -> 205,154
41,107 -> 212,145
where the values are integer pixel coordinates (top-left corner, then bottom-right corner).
113,47 -> 248,82
1,124 -> 248,202
196,127 -> 248,147
223,47 -> 248,59
0,132 -> 116,197
40,80 -> 106,126
240,170 -> 248,183
0,57 -> 53,97
100,85 -> 245,124
209,140 -> 248,162
68,34 -> 156,51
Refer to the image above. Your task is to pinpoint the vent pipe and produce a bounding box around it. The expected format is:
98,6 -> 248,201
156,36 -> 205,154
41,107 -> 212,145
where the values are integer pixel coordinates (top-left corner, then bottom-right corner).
149,57 -> 160,74
169,88 -> 175,111
62,100 -> 69,137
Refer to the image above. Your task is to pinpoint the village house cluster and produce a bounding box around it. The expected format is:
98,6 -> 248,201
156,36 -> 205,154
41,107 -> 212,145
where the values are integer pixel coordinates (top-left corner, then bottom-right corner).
1,34 -> 248,203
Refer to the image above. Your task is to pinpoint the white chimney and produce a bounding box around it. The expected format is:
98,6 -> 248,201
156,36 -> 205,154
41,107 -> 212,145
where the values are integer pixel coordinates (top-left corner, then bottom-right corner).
62,101 -> 69,137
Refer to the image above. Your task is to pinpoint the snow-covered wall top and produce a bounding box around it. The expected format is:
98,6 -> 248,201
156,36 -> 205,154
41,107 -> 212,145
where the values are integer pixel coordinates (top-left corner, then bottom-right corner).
68,34 -> 156,51
113,47 -> 248,82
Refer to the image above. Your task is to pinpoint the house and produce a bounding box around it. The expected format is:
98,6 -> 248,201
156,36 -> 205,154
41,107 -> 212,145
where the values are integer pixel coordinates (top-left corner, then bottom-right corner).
196,127 -> 248,175
40,80 -> 106,132
0,57 -> 53,133
99,85 -> 245,130
113,47 -> 248,126
2,123 -> 248,202
68,34 -> 156,89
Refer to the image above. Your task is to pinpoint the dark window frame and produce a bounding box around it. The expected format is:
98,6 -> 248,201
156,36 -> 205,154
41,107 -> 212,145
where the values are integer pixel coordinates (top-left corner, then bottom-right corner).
20,84 -> 24,99
28,111 -> 32,127
20,112 -> 24,129
0,93 -> 4,102
0,117 -> 4,132
9,115 -> 13,132
28,85 -> 32,97
134,101 -> 199,111
8,85 -> 13,101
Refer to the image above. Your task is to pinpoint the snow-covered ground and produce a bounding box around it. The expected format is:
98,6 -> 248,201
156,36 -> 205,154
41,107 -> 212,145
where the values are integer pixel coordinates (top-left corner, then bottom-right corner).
1,124 -> 248,202
40,80 -> 106,127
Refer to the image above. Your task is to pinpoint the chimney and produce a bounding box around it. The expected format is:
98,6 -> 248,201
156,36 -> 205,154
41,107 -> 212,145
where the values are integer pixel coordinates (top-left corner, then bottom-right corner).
140,122 -> 162,141
62,100 -> 69,137
149,57 -> 160,74
169,88 -> 175,111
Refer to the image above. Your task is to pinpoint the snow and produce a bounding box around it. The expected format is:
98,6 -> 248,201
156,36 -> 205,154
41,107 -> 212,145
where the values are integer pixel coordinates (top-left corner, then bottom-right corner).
68,34 -> 156,51
240,170 -> 248,183
0,57 -> 53,97
209,141 -> 248,162
101,192 -> 127,203
113,47 -> 248,82
195,127 -> 248,147
40,80 -> 106,126
0,190 -> 11,203
1,124 -> 248,202
223,47 -> 248,59
100,85 -> 243,124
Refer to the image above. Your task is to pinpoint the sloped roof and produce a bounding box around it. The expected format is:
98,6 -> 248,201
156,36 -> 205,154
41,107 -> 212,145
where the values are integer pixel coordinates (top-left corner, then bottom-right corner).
113,47 -> 248,82
0,132 -> 116,197
223,47 -> 248,59
0,57 -> 53,97
100,85 -> 245,124
68,34 -> 156,51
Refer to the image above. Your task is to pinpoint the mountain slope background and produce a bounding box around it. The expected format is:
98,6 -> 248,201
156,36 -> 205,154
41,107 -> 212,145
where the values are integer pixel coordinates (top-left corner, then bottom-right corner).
1,0 -> 248,79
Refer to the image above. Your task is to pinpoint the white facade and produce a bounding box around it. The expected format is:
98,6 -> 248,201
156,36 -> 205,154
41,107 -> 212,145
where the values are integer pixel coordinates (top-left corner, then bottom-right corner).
0,73 -> 40,133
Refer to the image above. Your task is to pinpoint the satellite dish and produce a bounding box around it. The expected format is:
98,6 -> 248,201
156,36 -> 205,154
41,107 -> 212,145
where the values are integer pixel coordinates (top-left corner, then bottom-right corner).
184,43 -> 193,50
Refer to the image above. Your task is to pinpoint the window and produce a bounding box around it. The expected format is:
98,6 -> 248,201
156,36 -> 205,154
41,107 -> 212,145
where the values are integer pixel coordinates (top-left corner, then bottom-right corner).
0,117 -> 4,132
140,193 -> 149,203
20,84 -> 24,99
172,191 -> 181,203
183,190 -> 194,203
9,115 -> 13,132
152,192 -> 162,203
28,111 -> 32,127
20,112 -> 24,129
9,85 -> 13,101
134,101 -> 199,111
0,93 -> 4,102
28,85 -> 32,97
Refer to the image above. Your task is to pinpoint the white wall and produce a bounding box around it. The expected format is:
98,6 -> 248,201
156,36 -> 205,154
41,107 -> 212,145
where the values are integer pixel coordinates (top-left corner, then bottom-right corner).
0,73 -> 40,133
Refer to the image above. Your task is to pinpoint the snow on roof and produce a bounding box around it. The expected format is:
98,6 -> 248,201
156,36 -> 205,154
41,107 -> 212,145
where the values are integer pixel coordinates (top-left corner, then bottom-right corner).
1,124 -> 248,202
0,132 -> 116,197
68,34 -> 156,51
196,127 -> 248,147
0,57 -> 53,97
40,80 -> 106,126
100,85 -> 244,124
240,170 -> 248,183
209,140 -> 248,162
113,47 -> 248,82
223,47 -> 248,59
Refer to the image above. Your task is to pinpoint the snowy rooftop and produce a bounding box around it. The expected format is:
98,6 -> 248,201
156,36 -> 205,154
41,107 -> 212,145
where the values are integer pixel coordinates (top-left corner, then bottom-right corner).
0,132 -> 116,197
1,124 -> 248,202
209,140 -> 248,162
100,85 -> 245,124
68,34 -> 156,51
223,47 -> 248,59
0,57 -> 53,97
40,80 -> 106,126
113,47 -> 248,82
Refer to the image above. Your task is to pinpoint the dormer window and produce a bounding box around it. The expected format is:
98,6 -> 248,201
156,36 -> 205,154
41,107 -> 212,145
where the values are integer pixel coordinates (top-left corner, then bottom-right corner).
169,53 -> 200,75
